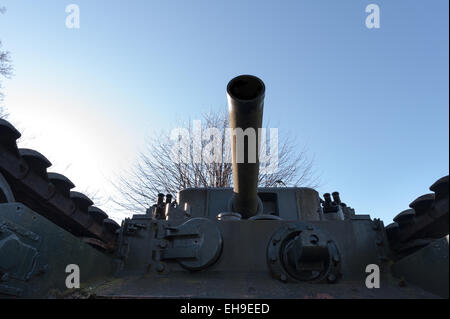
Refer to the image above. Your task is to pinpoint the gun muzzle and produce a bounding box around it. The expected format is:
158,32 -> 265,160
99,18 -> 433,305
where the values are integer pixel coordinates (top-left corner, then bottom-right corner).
227,75 -> 265,218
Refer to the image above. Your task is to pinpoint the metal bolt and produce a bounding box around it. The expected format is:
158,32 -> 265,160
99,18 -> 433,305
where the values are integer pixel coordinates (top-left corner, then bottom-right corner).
307,225 -> 314,231
156,263 -> 165,272
159,240 -> 167,248
270,255 -> 277,263
0,272 -> 9,282
280,274 -> 288,282
38,264 -> 48,275
273,234 -> 281,243
327,274 -> 337,283
288,224 -> 296,231
375,238 -> 383,246
332,254 -> 340,263
310,234 -> 319,245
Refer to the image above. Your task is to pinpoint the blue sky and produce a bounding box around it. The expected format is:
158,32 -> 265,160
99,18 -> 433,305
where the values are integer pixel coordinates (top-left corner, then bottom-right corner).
0,0 -> 448,222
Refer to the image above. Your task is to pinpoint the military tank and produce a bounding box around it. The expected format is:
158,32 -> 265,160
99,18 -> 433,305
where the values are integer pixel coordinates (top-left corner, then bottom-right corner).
0,75 -> 448,299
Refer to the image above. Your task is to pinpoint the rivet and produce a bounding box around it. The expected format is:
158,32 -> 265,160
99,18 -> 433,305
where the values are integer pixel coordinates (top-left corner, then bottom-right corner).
333,254 -> 340,263
273,234 -> 281,243
327,274 -> 337,283
156,263 -> 165,272
159,240 -> 167,248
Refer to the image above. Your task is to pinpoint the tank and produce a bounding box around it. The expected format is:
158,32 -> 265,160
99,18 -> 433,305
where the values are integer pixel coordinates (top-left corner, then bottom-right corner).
0,75 -> 448,299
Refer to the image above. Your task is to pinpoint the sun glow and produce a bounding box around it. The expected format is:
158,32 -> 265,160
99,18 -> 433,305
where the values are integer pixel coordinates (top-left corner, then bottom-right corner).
5,86 -> 138,221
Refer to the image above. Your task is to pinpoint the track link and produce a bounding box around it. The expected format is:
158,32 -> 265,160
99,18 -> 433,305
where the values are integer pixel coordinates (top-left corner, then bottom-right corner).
386,175 -> 449,256
0,119 -> 118,251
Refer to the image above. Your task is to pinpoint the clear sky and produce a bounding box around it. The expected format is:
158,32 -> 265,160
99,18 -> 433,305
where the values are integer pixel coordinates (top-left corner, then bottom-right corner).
0,0 -> 448,222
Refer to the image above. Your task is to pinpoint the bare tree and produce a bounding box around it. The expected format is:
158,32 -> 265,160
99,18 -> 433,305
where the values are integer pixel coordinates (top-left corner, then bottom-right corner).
0,42 -> 12,101
1,8 -> 13,118
0,105 -> 7,119
113,109 -> 318,213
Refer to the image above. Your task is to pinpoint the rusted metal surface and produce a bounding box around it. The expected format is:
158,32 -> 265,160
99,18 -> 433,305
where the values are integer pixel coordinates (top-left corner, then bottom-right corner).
88,272 -> 439,299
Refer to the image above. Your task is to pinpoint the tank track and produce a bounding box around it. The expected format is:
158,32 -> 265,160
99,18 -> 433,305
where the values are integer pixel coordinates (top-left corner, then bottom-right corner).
385,175 -> 449,258
0,119 -> 119,251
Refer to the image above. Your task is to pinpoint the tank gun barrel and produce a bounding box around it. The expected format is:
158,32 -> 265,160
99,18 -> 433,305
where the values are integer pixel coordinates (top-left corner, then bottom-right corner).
226,75 -> 265,218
